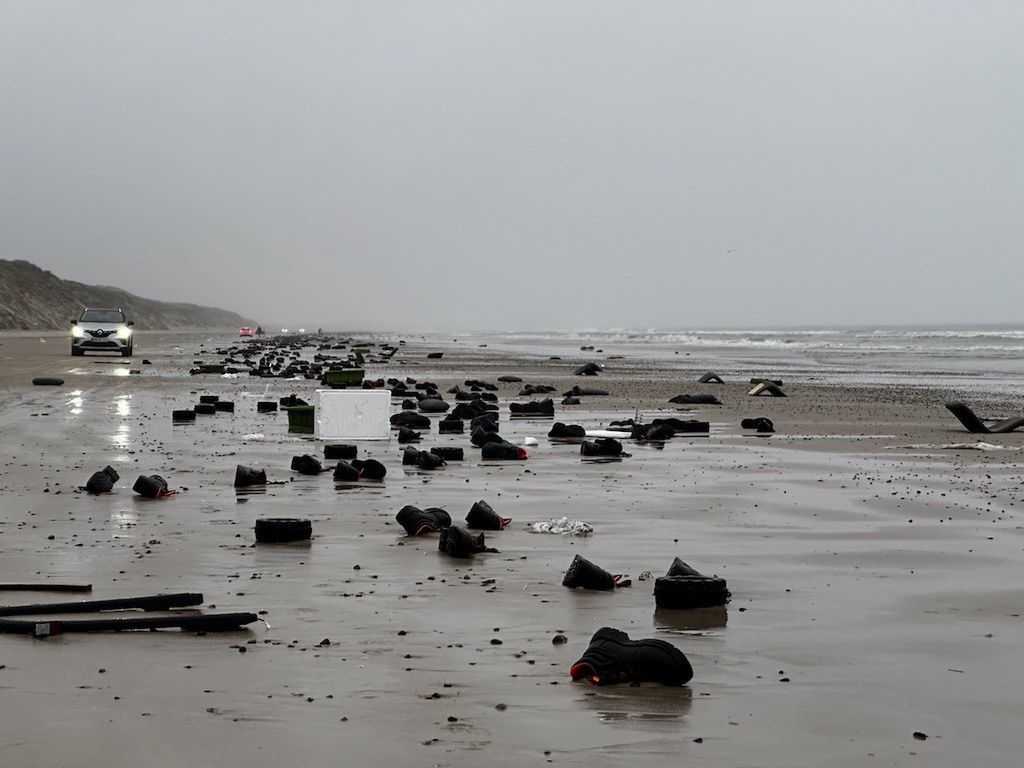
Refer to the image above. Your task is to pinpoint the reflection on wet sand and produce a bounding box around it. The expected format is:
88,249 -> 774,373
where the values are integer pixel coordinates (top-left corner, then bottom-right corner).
654,606 -> 728,633
577,683 -> 693,724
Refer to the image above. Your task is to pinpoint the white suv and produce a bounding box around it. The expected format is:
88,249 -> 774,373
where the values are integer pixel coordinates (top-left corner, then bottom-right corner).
71,308 -> 134,357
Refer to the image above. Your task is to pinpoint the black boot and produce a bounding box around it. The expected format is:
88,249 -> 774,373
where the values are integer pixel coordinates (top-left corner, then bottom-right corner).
333,460 -> 360,481
353,459 -> 386,480
133,474 -> 171,499
234,465 -> 267,488
581,437 -> 623,457
397,426 -> 421,443
85,465 -> 119,494
290,455 -> 323,475
481,441 -> 527,460
416,451 -> 446,470
396,505 -> 452,536
562,555 -> 617,590
438,526 -> 491,558
465,500 -> 510,530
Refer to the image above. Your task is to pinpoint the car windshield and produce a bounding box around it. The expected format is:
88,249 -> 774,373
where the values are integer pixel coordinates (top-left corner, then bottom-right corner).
80,309 -> 124,323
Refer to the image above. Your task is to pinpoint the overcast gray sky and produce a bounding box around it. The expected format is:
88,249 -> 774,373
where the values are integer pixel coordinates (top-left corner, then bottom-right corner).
2,2 -> 1021,330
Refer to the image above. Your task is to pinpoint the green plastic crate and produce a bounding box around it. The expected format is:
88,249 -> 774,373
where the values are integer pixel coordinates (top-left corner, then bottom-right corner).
286,405 -> 315,434
321,368 -> 365,387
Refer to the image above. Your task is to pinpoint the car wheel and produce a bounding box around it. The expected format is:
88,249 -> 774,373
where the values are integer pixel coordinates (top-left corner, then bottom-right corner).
122,345 -> 132,357
71,346 -> 84,356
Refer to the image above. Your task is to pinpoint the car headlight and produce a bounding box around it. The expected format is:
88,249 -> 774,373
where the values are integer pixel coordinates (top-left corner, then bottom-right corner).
72,326 -> 85,338
116,325 -> 132,339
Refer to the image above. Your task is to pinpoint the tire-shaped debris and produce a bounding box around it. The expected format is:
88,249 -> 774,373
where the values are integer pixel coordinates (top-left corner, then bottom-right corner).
653,576 -> 730,609
255,518 -> 312,543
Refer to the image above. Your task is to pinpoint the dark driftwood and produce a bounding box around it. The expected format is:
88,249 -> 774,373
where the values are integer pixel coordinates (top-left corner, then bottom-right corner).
945,402 -> 1024,434
0,584 -> 92,593
0,613 -> 258,636
0,592 -> 202,617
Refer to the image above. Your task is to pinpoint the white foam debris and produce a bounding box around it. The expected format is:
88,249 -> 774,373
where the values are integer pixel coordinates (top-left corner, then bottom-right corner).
242,433 -> 267,441
942,441 -> 1016,451
527,517 -> 593,536
522,437 -> 539,446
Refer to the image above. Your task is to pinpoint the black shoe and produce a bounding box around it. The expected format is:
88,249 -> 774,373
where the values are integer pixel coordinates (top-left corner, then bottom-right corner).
234,465 -> 267,488
438,418 -> 464,434
396,505 -> 452,536
290,455 -> 323,475
390,411 -> 430,429
84,465 -> 119,494
652,417 -> 709,434
509,398 -> 555,417
438,526 -> 493,558
324,444 -> 358,461
570,627 -> 693,686
402,446 -> 421,466
469,414 -> 499,432
580,437 -> 624,457
416,451 -> 445,470
430,447 -> 463,461
632,424 -> 674,441
481,441 -> 527,460
333,460 -> 360,481
741,417 -> 774,433
471,426 -> 504,448
562,555 -> 621,590
548,422 -> 586,438
133,474 -> 172,499
465,500 -> 510,530
397,426 -> 421,443
654,558 -> 730,609
352,459 -> 386,481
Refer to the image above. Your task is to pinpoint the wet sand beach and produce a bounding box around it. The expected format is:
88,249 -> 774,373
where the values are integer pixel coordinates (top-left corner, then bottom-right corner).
1,331 -> 1022,767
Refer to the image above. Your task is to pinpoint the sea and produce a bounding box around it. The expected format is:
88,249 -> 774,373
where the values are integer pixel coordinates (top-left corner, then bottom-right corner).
429,326 -> 1024,397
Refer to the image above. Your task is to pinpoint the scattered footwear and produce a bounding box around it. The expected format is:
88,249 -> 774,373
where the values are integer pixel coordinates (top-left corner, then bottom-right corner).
397,426 -> 421,443
481,441 -> 528,460
290,455 -> 324,475
509,399 -> 555,417
84,466 -> 119,494
324,444 -> 357,460
234,465 -> 267,488
430,447 -> 463,461
333,460 -> 360,481
465,500 -> 510,530
438,526 -> 495,558
741,417 -> 774,433
562,555 -> 624,590
581,437 -> 625,457
548,422 -> 586,438
132,474 -> 174,499
352,458 -> 386,480
396,505 -> 452,536
570,627 -> 693,686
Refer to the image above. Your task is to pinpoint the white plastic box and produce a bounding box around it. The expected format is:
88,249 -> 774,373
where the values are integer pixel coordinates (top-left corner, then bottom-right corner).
315,389 -> 391,440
